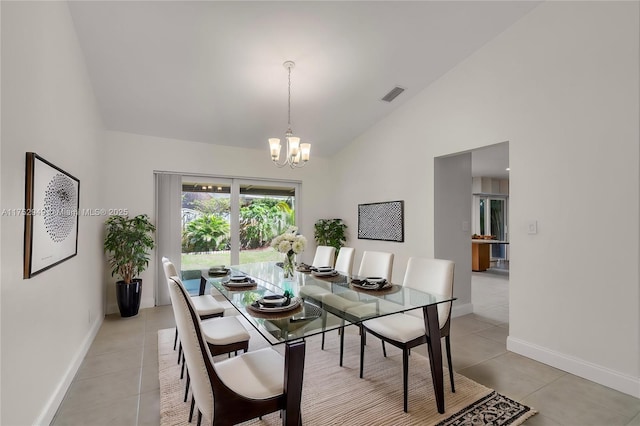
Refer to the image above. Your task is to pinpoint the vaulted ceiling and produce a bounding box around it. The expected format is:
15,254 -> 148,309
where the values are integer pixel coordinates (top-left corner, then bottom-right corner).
68,1 -> 537,172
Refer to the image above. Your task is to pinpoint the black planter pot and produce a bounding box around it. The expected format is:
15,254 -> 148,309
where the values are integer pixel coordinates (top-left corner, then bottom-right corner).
116,279 -> 142,317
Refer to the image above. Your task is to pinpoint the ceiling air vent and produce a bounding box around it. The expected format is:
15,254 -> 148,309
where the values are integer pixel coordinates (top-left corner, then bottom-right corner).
381,86 -> 405,103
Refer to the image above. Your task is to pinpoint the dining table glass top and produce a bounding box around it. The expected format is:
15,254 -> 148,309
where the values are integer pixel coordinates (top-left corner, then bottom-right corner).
206,261 -> 455,347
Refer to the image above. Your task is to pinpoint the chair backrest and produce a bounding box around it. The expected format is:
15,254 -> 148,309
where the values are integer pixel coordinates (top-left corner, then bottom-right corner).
402,257 -> 455,328
358,251 -> 394,281
162,258 -> 178,282
312,246 -> 336,268
168,276 -> 216,421
199,276 -> 208,296
334,247 -> 355,276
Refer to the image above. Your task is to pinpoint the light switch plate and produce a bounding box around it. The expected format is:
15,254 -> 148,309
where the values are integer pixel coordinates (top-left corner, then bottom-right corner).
528,220 -> 538,235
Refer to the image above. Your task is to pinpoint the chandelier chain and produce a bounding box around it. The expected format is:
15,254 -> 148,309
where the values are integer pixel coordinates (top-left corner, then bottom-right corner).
287,65 -> 292,129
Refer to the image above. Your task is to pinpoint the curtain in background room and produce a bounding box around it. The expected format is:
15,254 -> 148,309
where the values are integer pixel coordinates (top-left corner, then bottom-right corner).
155,173 -> 182,306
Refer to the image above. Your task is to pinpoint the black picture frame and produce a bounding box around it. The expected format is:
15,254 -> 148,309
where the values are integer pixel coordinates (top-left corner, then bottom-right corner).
24,152 -> 80,278
357,200 -> 404,242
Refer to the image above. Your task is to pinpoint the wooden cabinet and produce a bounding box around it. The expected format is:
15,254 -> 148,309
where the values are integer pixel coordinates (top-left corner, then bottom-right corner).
472,243 -> 490,272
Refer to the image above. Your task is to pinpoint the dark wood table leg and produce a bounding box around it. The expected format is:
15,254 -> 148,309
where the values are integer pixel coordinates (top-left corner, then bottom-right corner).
424,304 -> 445,414
283,340 -> 306,426
339,321 -> 345,367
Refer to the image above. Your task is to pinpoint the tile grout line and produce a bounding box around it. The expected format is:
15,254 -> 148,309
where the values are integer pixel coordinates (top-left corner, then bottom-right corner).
518,372 -> 567,404
135,310 -> 148,426
453,330 -> 509,372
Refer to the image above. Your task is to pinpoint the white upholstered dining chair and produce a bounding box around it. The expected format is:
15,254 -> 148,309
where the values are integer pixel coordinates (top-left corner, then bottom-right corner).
298,245 -> 338,311
320,250 -> 394,365
312,245 -> 336,268
167,276 -> 304,425
162,259 -> 250,416
162,257 -> 225,320
357,250 -> 394,280
334,247 -> 355,276
162,257 -> 225,353
359,257 -> 455,413
162,258 -> 250,354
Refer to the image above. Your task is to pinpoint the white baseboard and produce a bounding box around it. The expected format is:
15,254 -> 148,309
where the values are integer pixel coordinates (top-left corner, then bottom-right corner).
507,336 -> 640,398
35,315 -> 104,425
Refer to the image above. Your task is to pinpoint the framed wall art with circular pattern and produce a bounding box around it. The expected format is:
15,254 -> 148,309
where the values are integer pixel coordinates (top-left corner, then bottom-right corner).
23,152 -> 80,278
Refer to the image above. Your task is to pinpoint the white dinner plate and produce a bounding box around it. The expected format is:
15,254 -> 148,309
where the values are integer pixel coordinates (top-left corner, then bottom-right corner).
312,270 -> 338,277
351,280 -> 391,291
250,297 -> 301,312
230,275 -> 248,282
259,295 -> 288,306
222,277 -> 255,287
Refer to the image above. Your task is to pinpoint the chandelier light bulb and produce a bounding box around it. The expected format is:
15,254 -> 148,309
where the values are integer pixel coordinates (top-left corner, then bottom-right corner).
269,138 -> 282,160
300,143 -> 311,162
288,137 -> 300,157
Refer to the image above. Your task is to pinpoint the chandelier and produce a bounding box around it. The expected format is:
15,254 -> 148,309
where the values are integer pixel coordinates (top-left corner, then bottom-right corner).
268,61 -> 311,168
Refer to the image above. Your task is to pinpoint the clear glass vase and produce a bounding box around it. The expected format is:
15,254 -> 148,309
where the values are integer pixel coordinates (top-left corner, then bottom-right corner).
283,252 -> 295,278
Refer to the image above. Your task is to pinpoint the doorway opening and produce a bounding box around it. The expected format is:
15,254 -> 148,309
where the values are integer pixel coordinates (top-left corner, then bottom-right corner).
471,142 -> 510,274
433,141 -> 509,323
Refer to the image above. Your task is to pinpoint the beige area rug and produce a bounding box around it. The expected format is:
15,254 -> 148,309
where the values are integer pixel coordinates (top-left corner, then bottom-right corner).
158,328 -> 536,425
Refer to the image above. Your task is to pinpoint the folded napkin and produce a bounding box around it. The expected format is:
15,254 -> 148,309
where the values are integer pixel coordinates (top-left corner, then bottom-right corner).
351,278 -> 387,289
297,263 -> 313,271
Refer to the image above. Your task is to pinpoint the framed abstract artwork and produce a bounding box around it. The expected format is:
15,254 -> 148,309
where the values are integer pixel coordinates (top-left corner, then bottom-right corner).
357,200 -> 404,242
23,152 -> 80,278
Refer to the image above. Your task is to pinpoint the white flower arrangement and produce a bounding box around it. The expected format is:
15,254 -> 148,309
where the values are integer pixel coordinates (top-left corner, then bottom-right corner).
271,226 -> 307,255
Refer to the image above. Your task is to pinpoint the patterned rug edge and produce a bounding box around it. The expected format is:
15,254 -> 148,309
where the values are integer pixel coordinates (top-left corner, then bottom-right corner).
434,390 -> 537,426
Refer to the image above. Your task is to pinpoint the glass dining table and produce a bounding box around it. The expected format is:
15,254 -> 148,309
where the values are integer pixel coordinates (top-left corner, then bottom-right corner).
205,261 -> 455,414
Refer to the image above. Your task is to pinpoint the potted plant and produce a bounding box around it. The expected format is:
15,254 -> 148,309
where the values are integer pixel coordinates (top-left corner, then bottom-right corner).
314,219 -> 347,253
104,214 -> 156,317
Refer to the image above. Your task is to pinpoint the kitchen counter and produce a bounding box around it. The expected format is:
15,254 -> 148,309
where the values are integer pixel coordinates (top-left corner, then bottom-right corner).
471,240 -> 509,271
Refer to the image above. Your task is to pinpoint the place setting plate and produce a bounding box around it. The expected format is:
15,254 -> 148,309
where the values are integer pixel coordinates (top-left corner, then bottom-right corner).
311,267 -> 339,278
247,295 -> 302,314
222,274 -> 257,288
208,265 -> 230,277
350,277 -> 392,291
296,263 -> 314,273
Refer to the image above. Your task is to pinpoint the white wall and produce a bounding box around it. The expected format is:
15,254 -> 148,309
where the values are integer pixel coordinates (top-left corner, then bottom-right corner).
0,3 -> 4,423
435,153 -> 473,313
331,1 -> 639,396
102,131 -> 334,314
1,2 -> 106,425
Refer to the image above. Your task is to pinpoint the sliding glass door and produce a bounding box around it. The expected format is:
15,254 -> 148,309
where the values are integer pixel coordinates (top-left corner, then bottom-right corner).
474,195 -> 508,260
180,177 -> 299,271
489,199 -> 506,258
156,173 -> 300,302
181,178 -> 233,270
238,180 -> 297,264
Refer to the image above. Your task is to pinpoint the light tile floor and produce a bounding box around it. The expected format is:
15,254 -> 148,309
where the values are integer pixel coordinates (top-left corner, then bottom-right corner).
52,271 -> 640,425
